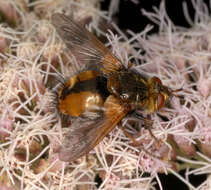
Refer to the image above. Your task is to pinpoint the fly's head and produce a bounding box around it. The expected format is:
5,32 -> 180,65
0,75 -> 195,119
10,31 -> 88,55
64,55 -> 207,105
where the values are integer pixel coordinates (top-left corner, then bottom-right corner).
141,76 -> 173,113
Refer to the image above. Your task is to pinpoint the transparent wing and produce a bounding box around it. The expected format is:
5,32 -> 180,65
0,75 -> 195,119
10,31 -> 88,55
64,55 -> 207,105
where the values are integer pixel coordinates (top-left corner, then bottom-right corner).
58,95 -> 128,162
51,13 -> 123,74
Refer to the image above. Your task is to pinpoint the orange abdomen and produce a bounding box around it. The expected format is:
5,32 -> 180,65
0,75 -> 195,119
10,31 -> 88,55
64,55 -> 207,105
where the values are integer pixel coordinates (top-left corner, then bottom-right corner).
57,70 -> 109,117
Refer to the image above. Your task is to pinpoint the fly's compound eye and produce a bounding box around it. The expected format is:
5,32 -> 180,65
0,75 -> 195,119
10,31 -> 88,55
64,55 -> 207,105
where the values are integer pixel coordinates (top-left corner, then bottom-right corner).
152,77 -> 165,109
153,76 -> 162,85
157,93 -> 165,110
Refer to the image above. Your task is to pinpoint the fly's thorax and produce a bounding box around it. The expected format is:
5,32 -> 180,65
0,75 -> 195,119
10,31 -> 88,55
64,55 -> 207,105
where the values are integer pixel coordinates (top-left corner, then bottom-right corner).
57,70 -> 109,117
107,71 -> 149,106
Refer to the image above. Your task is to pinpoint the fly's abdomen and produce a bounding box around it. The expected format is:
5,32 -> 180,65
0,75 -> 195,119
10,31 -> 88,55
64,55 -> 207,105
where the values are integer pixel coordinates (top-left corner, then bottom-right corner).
57,70 -> 109,117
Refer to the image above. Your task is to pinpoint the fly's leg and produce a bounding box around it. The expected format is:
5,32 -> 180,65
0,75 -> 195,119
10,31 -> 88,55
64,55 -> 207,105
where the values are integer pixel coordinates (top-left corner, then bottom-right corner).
139,115 -> 162,147
123,112 -> 163,148
118,124 -> 161,159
